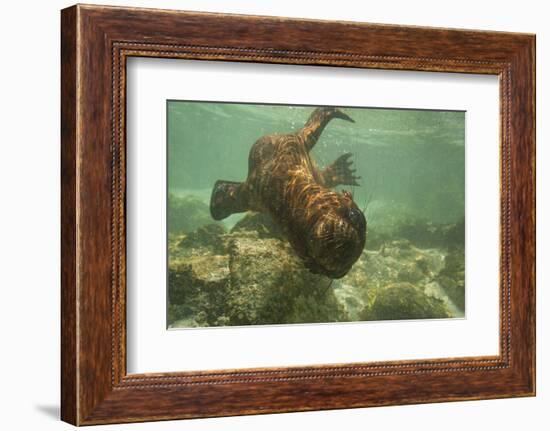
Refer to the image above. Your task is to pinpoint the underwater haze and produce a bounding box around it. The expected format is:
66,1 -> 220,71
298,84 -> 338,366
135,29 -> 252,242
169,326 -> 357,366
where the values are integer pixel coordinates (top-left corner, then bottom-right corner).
167,101 -> 466,329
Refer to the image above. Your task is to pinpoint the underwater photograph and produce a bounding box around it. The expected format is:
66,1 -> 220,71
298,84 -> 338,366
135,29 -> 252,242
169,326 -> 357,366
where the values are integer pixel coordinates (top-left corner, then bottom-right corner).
167,101 -> 465,329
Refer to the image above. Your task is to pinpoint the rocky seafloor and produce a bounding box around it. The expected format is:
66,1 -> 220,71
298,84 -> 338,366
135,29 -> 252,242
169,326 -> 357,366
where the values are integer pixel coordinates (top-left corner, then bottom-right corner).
167,194 -> 465,328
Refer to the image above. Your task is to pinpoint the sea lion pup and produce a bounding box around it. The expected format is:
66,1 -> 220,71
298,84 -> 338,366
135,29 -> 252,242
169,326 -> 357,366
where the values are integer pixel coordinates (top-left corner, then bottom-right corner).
210,107 -> 366,279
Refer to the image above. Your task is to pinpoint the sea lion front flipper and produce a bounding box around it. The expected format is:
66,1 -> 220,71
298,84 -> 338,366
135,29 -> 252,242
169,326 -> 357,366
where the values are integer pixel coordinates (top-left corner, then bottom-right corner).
210,180 -> 249,220
320,153 -> 361,188
298,107 -> 355,152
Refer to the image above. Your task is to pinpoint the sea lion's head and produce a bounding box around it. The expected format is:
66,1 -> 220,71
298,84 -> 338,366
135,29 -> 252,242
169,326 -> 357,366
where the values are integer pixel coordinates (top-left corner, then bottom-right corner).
306,190 -> 366,279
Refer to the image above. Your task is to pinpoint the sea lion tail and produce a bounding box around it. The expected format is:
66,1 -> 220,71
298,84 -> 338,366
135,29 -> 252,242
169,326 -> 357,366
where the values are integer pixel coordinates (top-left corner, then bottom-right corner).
301,107 -> 355,151
331,108 -> 355,123
210,180 -> 249,220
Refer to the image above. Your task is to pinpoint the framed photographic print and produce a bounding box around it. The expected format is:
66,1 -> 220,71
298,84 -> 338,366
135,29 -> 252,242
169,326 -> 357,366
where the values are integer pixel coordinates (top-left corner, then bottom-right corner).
61,4 -> 535,425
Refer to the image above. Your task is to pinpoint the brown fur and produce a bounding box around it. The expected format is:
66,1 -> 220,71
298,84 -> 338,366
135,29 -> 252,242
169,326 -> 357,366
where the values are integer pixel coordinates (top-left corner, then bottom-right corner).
211,107 -> 366,279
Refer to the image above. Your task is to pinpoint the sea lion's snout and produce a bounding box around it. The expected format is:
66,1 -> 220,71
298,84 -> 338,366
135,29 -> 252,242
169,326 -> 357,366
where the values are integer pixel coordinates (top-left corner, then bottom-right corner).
306,205 -> 367,279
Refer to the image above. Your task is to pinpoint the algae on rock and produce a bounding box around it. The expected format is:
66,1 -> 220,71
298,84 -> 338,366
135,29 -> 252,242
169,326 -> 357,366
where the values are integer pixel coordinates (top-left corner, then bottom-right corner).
230,212 -> 283,239
168,193 -> 215,234
336,239 -> 449,321
435,247 -> 466,312
360,282 -> 451,321
168,209 -> 463,328
225,232 -> 346,325
168,255 -> 231,327
168,216 -> 346,327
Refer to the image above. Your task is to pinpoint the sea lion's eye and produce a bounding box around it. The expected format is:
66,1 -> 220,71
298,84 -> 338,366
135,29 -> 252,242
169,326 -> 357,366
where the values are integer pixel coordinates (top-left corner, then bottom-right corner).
348,208 -> 366,230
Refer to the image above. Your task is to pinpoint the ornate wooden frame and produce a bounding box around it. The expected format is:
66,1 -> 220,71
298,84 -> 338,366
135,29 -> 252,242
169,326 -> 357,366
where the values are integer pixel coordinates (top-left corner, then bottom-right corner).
61,4 -> 536,425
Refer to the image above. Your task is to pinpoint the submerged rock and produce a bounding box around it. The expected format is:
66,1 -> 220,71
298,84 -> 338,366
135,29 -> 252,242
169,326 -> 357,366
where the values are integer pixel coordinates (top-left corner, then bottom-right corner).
360,282 -> 451,321
230,212 -> 283,239
393,217 -> 465,249
335,239 -> 448,320
168,194 -> 213,234
397,262 -> 426,284
436,247 -> 465,312
168,255 -> 230,326
424,280 -> 464,317
364,228 -> 390,250
168,209 -> 463,327
225,233 -> 346,325
333,282 -> 367,321
178,223 -> 226,253
344,240 -> 443,290
168,226 -> 346,327
443,218 -> 466,248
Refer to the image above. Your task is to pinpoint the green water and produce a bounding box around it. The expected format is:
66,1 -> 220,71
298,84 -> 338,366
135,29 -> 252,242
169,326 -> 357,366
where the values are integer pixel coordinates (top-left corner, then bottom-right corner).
168,102 -> 465,227
166,101 -> 465,328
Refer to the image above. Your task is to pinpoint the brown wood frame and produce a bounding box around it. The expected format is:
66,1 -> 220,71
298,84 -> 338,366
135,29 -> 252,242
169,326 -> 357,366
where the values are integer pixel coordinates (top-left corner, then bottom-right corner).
61,4 -> 536,426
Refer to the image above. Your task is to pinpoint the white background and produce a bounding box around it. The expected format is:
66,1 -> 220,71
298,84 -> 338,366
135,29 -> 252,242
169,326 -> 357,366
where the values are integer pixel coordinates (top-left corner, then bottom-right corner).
127,59 -> 500,373
0,0 -> 547,430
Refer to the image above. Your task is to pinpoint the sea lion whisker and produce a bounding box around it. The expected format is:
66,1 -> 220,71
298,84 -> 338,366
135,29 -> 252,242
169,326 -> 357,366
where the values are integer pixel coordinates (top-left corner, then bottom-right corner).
361,191 -> 374,214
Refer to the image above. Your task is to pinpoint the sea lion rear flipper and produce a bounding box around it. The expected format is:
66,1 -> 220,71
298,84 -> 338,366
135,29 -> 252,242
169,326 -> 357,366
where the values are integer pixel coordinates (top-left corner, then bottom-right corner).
321,153 -> 361,188
210,180 -> 249,220
299,107 -> 355,152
